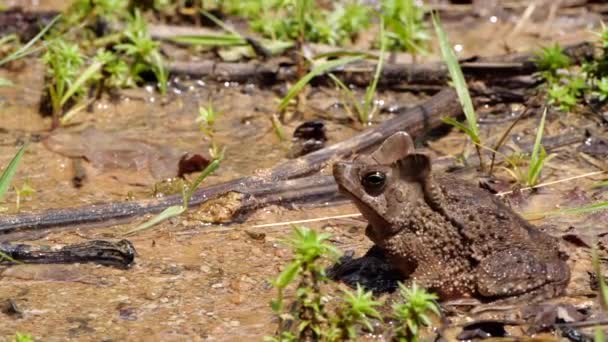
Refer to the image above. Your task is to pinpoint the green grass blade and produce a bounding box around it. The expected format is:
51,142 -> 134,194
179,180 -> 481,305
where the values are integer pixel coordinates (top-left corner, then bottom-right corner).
0,78 -> 14,87
199,10 -> 292,55
549,200 -> 608,216
0,144 -> 27,201
169,35 -> 246,46
0,14 -> 61,66
362,19 -> 387,124
593,245 -> 608,312
328,73 -> 363,120
596,328 -> 605,342
60,60 -> 104,106
432,13 -> 479,142
529,108 -> 547,170
442,117 -> 475,137
524,200 -> 608,218
184,158 -> 222,205
124,205 -> 185,236
526,108 -> 548,185
313,50 -> 376,61
0,250 -> 22,264
201,10 -> 241,37
274,261 -> 302,288
124,157 -> 220,236
271,114 -> 287,141
527,149 -> 553,186
150,50 -> 168,95
264,40 -> 295,55
278,56 -> 364,111
0,34 -> 17,47
60,98 -> 93,125
594,180 -> 608,188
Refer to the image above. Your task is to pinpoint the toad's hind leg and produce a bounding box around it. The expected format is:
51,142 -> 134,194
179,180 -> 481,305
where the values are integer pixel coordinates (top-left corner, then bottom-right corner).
476,248 -> 569,300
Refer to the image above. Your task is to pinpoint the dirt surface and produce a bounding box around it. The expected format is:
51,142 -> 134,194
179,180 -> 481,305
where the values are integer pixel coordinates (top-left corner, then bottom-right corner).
1,1 -> 608,340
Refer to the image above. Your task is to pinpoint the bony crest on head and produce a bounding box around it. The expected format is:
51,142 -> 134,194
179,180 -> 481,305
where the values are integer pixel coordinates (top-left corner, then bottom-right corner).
370,131 -> 415,165
397,153 -> 431,182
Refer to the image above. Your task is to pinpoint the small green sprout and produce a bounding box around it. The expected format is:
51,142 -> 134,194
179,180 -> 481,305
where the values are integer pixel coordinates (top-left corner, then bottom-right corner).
535,43 -> 571,81
596,77 -> 608,102
382,0 -> 430,55
43,38 -> 86,121
197,104 -> 221,136
14,180 -> 35,212
547,77 -> 586,112
329,285 -> 383,340
270,226 -> 341,340
392,282 -> 440,342
12,332 -> 33,342
103,56 -> 133,89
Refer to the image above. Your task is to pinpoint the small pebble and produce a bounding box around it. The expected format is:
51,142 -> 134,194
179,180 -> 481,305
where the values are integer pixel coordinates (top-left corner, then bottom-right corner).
144,289 -> 162,300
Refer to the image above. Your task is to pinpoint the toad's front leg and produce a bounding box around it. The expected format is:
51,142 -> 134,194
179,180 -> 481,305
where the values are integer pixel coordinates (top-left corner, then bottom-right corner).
383,232 -> 475,300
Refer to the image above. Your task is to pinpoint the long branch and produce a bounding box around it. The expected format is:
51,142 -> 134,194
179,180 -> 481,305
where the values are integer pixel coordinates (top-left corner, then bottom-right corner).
0,88 -> 460,237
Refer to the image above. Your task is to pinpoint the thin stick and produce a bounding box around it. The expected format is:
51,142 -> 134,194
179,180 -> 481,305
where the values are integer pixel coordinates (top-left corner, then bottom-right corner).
251,213 -> 362,228
495,170 -> 606,196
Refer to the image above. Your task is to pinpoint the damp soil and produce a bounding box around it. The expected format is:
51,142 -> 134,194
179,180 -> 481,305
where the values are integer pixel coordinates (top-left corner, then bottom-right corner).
1,0 -> 608,340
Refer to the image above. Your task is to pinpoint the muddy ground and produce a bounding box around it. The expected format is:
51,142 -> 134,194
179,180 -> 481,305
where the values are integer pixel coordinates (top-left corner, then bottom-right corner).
1,0 -> 608,341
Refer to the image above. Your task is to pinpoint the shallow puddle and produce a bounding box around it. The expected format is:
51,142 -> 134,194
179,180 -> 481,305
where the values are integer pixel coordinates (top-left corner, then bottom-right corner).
1,0 -> 608,340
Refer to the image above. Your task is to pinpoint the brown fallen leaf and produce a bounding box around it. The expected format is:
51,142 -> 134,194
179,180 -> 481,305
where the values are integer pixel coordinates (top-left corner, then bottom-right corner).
44,127 -> 208,181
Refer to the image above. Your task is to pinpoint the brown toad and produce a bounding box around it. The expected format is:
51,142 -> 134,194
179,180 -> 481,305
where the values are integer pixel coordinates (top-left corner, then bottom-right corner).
333,132 -> 570,301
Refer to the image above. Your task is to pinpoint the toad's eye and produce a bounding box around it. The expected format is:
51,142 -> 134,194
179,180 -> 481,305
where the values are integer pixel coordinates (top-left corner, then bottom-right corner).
362,171 -> 386,194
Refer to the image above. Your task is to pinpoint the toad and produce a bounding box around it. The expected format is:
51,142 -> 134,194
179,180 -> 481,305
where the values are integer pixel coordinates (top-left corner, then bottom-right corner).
333,132 -> 570,301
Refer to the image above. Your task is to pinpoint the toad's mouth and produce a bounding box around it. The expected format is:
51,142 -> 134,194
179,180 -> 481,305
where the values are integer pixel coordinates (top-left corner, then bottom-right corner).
336,184 -> 392,234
